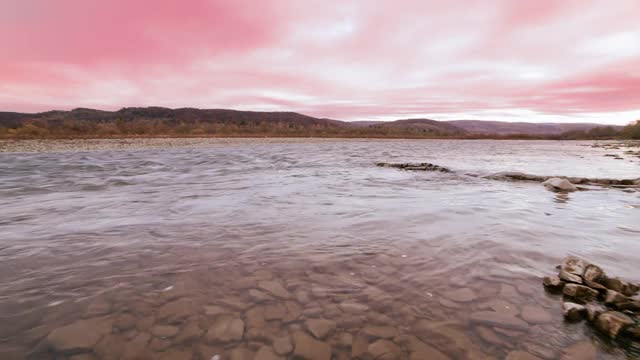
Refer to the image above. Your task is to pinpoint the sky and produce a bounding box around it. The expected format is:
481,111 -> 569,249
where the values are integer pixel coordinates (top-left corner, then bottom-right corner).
1,0 -> 639,124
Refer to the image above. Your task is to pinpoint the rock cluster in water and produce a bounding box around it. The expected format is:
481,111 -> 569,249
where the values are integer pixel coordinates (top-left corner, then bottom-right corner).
376,162 -> 452,172
543,256 -> 640,340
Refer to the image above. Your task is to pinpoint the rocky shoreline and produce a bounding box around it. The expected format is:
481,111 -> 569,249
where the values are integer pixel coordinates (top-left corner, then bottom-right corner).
543,257 -> 640,342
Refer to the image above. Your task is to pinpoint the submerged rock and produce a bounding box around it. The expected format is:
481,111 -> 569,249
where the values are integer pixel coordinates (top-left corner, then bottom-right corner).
442,288 -> 477,302
46,317 -> 113,354
292,332 -> 331,360
469,311 -> 529,331
205,315 -> 244,343
543,178 -> 578,192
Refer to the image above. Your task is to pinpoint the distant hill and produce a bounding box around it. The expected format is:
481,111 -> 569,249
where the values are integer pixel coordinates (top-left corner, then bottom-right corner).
368,118 -> 466,135
445,120 -> 622,135
0,107 -> 623,139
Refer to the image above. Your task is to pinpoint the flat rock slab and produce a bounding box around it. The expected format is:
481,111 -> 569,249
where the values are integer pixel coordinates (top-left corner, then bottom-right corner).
46,317 -> 113,354
368,339 -> 402,360
258,281 -> 291,299
442,288 -> 477,302
305,319 -> 336,339
469,311 -> 529,331
293,332 -> 331,360
205,315 -> 244,343
520,305 -> 552,324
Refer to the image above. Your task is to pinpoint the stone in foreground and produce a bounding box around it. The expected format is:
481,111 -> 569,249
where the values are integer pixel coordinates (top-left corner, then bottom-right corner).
594,311 -> 634,338
562,284 -> 598,303
543,178 -> 577,192
542,276 -> 565,292
292,332 -> 331,360
562,302 -> 585,322
46,317 -> 113,354
205,315 -> 244,343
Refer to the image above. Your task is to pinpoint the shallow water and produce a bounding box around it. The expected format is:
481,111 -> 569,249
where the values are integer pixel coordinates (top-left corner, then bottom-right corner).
0,139 -> 639,359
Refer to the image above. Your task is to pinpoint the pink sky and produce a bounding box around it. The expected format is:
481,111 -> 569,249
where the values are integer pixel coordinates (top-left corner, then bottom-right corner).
1,0 -> 639,124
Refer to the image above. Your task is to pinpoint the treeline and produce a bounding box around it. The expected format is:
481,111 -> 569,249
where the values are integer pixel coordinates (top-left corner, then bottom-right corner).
1,115 -> 638,140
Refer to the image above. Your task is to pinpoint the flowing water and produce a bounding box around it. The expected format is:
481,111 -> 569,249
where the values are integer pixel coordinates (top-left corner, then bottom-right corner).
0,139 -> 639,360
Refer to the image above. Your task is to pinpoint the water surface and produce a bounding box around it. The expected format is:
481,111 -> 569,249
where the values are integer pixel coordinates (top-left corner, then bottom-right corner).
1,139 -> 639,359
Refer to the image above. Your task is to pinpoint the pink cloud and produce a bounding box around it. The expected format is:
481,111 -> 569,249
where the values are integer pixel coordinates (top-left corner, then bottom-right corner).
1,0 -> 639,124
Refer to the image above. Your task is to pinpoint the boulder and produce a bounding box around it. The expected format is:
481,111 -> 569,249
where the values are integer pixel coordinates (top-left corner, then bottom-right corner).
273,335 -> 293,355
562,284 -> 598,303
542,276 -> 565,292
582,264 -> 604,283
258,281 -> 291,299
561,256 -> 587,276
594,311 -> 634,338
543,178 -> 577,192
562,302 -> 585,322
558,271 -> 582,284
584,303 -> 606,322
604,290 -> 628,305
616,300 -> 640,312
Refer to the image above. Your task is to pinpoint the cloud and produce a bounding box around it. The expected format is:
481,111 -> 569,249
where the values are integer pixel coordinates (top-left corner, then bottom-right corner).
1,0 -> 639,124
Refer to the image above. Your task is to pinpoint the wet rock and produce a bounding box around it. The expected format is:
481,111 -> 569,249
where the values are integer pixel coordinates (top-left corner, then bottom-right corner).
157,298 -> 193,324
273,335 -> 293,355
46,317 -> 113,354
600,276 -> 625,293
442,288 -> 477,302
84,298 -> 112,318
292,331 -> 332,360
560,341 -> 596,360
469,311 -> 529,331
625,326 -> 640,339
621,281 -> 640,297
616,299 -> 640,312
205,315 -> 244,343
520,305 -> 552,324
558,270 -> 582,284
306,318 -> 336,339
594,311 -> 634,338
377,162 -> 451,173
480,299 -> 519,316
114,313 -> 137,331
368,339 -> 402,360
515,281 -> 536,296
283,301 -> 302,322
338,301 -> 369,314
543,178 -> 577,192
149,337 -> 172,351
335,332 -> 353,348
351,333 -> 369,358
249,289 -> 273,302
204,305 -> 228,317
175,321 -> 203,343
505,351 -> 543,360
258,281 -> 291,299
562,284 -> 598,303
523,343 -> 556,360
362,326 -> 399,339
562,302 -> 585,322
582,264 -> 604,283
94,334 -> 125,360
121,332 -> 152,360
475,326 -> 510,347
604,289 -> 628,305
157,349 -> 193,360
584,303 -> 606,322
406,337 -> 450,360
151,325 -> 179,338
264,303 -> 287,320
255,346 -> 284,360
542,276 -> 565,292
583,279 -> 606,293
229,348 -> 254,360
561,256 -> 587,276
69,354 -> 98,360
